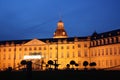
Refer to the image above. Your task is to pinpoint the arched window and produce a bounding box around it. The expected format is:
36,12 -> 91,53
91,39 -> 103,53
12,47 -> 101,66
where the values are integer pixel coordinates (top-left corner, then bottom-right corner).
105,39 -> 108,44
106,48 -> 108,55
97,40 -> 100,45
78,51 -> 81,57
109,38 -> 112,44
113,37 -> 116,43
94,41 -> 96,46
101,39 -> 104,45
67,52 -> 69,58
90,42 -> 93,46
118,37 -> 120,42
114,47 -> 117,55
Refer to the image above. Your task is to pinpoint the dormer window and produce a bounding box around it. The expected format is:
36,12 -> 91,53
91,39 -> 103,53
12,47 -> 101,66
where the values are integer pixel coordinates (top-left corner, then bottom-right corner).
117,32 -> 120,34
109,33 -> 111,36
101,35 -> 103,37
63,32 -> 65,35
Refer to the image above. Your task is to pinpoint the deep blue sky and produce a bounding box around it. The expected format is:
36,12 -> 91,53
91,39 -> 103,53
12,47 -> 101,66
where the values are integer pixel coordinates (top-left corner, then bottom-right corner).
0,0 -> 120,40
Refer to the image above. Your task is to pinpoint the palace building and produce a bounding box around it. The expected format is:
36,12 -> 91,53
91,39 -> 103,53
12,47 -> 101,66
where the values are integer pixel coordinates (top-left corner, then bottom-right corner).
0,20 -> 120,70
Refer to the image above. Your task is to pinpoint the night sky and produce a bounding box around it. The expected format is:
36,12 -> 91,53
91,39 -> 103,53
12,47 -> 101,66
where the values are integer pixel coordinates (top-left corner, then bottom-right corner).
0,0 -> 120,41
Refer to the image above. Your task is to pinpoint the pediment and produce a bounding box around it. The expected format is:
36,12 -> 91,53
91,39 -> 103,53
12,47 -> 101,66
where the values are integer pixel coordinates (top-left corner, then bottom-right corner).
24,38 -> 46,46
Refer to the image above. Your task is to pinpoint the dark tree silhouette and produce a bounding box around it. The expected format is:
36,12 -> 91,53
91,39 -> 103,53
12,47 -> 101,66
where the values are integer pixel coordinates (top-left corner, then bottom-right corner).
21,60 -> 27,69
46,64 -> 49,69
75,63 -> 79,70
47,60 -> 54,68
70,60 -> 76,68
66,64 -> 70,69
26,61 -> 32,72
6,67 -> 12,72
92,62 -> 96,66
90,62 -> 96,70
21,60 -> 27,65
83,61 -> 88,69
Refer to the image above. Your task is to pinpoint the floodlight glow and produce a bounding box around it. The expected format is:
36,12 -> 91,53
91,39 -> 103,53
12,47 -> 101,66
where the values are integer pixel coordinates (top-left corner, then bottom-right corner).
24,55 -> 42,59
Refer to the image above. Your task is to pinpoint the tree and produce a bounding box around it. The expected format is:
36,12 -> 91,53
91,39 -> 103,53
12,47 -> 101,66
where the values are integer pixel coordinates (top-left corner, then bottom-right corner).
21,60 -> 27,68
75,63 -> 79,70
26,61 -> 32,72
66,64 -> 70,69
90,62 -> 96,70
70,60 -> 76,68
47,60 -> 54,68
83,61 -> 88,69
21,60 -> 27,65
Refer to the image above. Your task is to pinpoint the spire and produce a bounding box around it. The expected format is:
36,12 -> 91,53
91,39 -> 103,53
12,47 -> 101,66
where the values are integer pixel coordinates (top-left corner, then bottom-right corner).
53,20 -> 68,38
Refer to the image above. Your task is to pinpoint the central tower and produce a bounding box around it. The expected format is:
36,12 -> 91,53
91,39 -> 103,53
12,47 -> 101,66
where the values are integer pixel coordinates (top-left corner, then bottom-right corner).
53,20 -> 68,38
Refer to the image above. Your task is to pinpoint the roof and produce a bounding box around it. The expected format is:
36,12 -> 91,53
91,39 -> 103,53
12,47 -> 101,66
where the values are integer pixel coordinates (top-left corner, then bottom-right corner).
91,29 -> 120,40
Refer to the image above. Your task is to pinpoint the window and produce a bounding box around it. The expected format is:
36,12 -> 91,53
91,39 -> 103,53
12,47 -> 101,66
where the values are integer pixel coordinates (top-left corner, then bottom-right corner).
55,46 -> 58,50
44,47 -> 46,50
55,52 -> 57,58
78,44 -> 81,48
105,39 -> 108,44
91,42 -> 93,46
84,50 -> 87,57
73,52 -> 75,58
106,48 -> 108,55
67,46 -> 69,49
44,53 -> 46,58
113,37 -> 116,43
118,37 -> 120,42
110,60 -> 112,67
29,47 -> 32,51
102,49 -> 104,56
110,48 -> 112,55
50,52 -> 52,58
39,47 -> 41,50
94,49 -> 97,56
8,53 -> 11,60
4,49 -> 6,52
109,38 -> 112,44
61,46 -> 64,49
101,39 -> 104,45
84,43 -> 87,47
97,40 -> 100,45
3,53 -> 6,60
91,50 -> 93,57
78,61 -> 81,66
61,52 -> 63,58
9,48 -> 11,52
19,53 -> 21,59
14,48 -> 16,51
78,51 -> 81,57
72,46 -> 75,49
50,47 -> 52,50
106,60 -> 108,67
119,47 -> 120,55
98,49 -> 100,56
24,48 -> 27,51
34,47 -> 37,50
67,52 -> 69,58
8,63 -> 11,67
62,32 -> 65,35
114,60 -> 117,66
94,41 -> 96,46
19,48 -> 22,51
3,63 -> 5,68
114,47 -> 117,55
98,60 -> 100,66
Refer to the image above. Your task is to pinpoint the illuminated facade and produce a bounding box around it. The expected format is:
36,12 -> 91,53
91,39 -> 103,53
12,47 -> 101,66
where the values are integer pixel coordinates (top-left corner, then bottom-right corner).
0,20 -> 120,70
